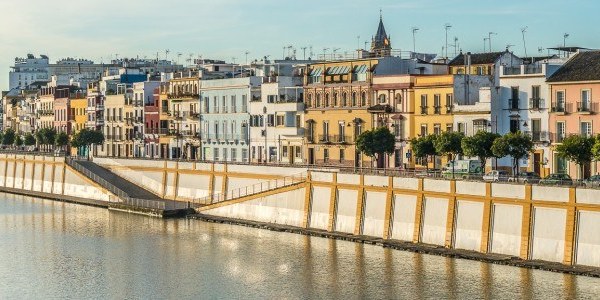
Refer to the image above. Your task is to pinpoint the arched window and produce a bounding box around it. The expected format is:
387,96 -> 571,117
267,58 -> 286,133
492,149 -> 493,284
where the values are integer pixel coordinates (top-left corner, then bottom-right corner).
307,93 -> 313,108
352,92 -> 357,107
361,92 -> 367,106
342,92 -> 348,107
395,93 -> 402,105
316,93 -> 321,107
325,93 -> 330,107
333,92 -> 338,107
378,94 -> 386,104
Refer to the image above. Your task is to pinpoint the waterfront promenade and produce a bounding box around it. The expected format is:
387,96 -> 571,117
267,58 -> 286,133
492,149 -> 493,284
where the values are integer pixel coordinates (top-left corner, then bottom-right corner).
0,151 -> 599,276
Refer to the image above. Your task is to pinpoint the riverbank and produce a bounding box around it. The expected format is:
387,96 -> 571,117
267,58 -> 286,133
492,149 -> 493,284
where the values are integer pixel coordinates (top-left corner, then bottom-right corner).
189,213 -> 600,278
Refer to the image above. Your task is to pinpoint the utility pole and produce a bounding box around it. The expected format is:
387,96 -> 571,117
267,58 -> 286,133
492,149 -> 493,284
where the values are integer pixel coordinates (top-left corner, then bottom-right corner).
322,48 -> 329,60
521,26 -> 528,58
411,27 -> 419,53
301,47 -> 307,60
488,32 -> 496,53
563,33 -> 570,58
454,37 -> 459,57
244,51 -> 250,64
357,35 -> 361,50
483,38 -> 488,53
333,48 -> 340,60
445,23 -> 452,59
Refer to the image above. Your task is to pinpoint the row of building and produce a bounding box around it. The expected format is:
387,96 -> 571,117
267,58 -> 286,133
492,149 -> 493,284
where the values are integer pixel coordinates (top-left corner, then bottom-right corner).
3,17 -> 600,179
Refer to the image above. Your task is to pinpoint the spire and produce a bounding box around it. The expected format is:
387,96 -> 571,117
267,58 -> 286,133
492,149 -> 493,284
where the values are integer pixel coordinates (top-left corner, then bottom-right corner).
371,11 -> 392,56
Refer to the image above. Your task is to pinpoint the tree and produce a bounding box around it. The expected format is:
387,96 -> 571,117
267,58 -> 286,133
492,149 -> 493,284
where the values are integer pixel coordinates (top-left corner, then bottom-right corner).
71,128 -> 104,159
35,128 -> 57,151
55,132 -> 69,153
462,131 -> 501,173
356,127 -> 395,168
23,133 -> 36,147
2,129 -> 16,146
410,135 -> 438,172
434,131 -> 464,178
491,131 -> 533,178
14,136 -> 23,147
557,135 -> 595,179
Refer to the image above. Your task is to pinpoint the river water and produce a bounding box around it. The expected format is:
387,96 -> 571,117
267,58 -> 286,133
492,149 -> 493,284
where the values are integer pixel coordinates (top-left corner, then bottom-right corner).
1,194 -> 599,299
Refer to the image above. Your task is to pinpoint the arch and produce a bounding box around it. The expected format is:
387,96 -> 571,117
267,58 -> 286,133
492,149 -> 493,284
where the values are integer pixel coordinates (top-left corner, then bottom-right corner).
352,92 -> 357,107
333,92 -> 339,107
307,93 -> 313,108
325,93 -> 330,107
316,93 -> 322,107
378,93 -> 386,104
361,91 -> 367,107
342,92 -> 348,107
395,93 -> 402,105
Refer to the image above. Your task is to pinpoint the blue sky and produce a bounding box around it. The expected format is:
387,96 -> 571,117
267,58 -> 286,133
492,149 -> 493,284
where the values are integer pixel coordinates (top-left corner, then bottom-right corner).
1,0 -> 599,91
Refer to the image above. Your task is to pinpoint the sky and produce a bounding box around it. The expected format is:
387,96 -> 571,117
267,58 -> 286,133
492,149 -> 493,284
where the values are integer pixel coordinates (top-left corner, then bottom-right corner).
1,0 -> 599,91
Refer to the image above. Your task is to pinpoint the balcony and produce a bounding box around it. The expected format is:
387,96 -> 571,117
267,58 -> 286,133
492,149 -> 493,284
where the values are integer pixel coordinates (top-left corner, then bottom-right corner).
508,99 -> 519,111
550,103 -> 571,114
524,131 -> 549,143
420,106 -> 428,115
529,98 -> 545,110
332,135 -> 353,144
577,102 -> 598,114
550,132 -> 566,143
445,105 -> 453,114
318,135 -> 331,143
433,105 -> 442,114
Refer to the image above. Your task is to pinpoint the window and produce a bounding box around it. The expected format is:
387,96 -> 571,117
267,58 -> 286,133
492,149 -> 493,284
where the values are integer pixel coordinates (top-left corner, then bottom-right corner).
556,156 -> 567,174
214,148 -> 220,161
434,94 -> 441,114
446,123 -> 453,132
473,120 -> 487,133
296,115 -> 301,128
316,94 -> 322,107
361,92 -> 366,106
433,124 -> 441,135
420,95 -> 428,114
393,120 -> 403,138
267,95 -> 277,103
338,122 -> 345,142
231,96 -> 236,113
352,92 -> 357,106
420,124 -> 427,136
333,92 -> 338,106
322,121 -> 329,141
323,149 -> 329,163
282,146 -> 288,158
557,122 -> 566,142
213,97 -> 219,113
339,149 -> 345,162
510,87 -> 519,109
223,147 -> 228,161
222,96 -> 227,113
241,95 -> 248,112
445,94 -> 453,112
276,115 -> 285,126
531,86 -> 541,109
341,92 -> 348,106
378,94 -> 386,104
581,89 -> 591,111
581,121 -> 592,137
555,91 -> 565,112
325,94 -> 330,107
510,119 -> 520,133
267,114 -> 275,127
242,149 -> 248,162
295,146 -> 302,159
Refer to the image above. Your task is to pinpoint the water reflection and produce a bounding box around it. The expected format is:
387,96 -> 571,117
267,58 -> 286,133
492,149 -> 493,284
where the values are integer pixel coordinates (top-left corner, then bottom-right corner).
0,193 -> 599,299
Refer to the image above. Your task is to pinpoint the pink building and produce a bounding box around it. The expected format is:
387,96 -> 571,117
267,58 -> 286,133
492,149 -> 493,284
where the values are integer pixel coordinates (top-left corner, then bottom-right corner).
548,51 -> 600,178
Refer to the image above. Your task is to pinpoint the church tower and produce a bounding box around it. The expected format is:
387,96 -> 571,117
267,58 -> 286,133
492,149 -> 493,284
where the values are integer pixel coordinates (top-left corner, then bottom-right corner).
370,11 -> 392,57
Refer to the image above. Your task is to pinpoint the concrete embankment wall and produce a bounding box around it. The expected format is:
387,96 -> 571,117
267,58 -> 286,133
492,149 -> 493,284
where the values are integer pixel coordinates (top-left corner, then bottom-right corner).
93,157 -> 306,202
0,154 -> 112,203
200,171 -> 600,269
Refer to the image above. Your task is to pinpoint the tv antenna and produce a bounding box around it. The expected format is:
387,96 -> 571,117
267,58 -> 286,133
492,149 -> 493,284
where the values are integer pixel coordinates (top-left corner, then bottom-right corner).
411,27 -> 419,53
521,26 -> 529,58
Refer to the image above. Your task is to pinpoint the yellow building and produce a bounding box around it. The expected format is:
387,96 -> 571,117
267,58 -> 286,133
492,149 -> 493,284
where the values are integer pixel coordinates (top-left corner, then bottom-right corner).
303,58 -> 379,167
413,75 -> 455,169
70,98 -> 87,133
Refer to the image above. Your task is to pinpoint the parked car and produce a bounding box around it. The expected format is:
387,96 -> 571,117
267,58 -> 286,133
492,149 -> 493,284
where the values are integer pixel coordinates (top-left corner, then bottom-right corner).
539,173 -> 573,186
482,170 -> 509,182
583,175 -> 600,188
508,171 -> 541,184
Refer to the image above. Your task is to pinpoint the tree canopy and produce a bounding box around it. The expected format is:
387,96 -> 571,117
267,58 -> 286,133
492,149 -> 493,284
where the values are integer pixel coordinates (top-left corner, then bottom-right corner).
55,132 -> 69,148
23,133 -> 36,146
491,131 -> 533,177
434,131 -> 465,178
410,135 -> 437,171
71,129 -> 105,158
356,127 -> 395,167
557,135 -> 595,179
2,128 -> 15,146
462,131 -> 500,172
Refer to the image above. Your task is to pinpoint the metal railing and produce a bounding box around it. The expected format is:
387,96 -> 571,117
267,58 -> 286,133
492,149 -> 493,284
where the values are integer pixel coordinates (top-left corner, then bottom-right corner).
577,102 -> 598,113
192,172 -> 307,207
529,98 -> 545,110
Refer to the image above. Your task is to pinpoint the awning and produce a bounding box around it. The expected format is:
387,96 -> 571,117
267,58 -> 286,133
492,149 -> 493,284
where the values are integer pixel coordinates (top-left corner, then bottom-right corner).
354,64 -> 368,74
391,114 -> 404,120
309,68 -> 322,76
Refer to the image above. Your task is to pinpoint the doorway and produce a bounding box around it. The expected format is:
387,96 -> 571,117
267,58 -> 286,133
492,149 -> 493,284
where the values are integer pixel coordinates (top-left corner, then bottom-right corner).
308,148 -> 315,165
533,153 -> 541,175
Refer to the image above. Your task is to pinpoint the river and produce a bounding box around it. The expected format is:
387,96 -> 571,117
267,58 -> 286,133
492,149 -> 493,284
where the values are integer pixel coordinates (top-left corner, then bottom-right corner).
0,193 -> 599,299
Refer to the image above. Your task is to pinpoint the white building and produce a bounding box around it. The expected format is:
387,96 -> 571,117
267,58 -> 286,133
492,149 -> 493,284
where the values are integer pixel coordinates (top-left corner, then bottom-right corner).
249,61 -> 306,164
495,59 -> 565,176
9,54 -> 50,90
132,80 -> 161,157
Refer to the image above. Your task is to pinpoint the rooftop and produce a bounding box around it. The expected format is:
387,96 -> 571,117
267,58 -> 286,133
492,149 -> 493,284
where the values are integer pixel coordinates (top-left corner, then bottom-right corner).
448,51 -> 507,66
547,51 -> 600,82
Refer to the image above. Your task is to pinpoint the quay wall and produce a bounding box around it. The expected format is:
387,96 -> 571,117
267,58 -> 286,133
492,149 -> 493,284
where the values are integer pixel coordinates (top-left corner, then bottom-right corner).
0,154 -> 112,203
196,170 -> 600,269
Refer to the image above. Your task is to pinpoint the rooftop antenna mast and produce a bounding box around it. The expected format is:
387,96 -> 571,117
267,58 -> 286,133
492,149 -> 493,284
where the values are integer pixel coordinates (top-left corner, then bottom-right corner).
483,37 -> 489,52
244,51 -> 250,64
488,32 -> 497,52
411,27 -> 419,53
453,37 -> 459,57
309,45 -> 314,59
444,23 -> 452,59
301,47 -> 307,60
165,49 -> 170,61
521,26 -> 529,58
333,48 -> 340,59
322,47 -> 329,60
506,44 -> 515,51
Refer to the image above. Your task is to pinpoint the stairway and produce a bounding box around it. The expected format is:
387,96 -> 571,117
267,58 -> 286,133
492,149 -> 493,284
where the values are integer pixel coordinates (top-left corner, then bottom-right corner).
193,172 -> 307,209
66,158 -> 162,200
